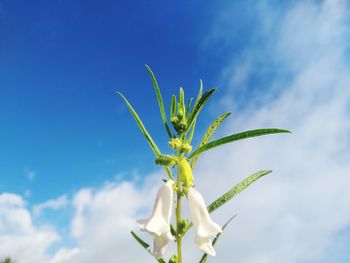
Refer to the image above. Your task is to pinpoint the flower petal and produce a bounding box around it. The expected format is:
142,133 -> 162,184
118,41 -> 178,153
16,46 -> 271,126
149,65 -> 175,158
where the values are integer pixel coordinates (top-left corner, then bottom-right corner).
136,180 -> 175,256
153,232 -> 175,258
195,236 -> 216,256
188,187 -> 222,256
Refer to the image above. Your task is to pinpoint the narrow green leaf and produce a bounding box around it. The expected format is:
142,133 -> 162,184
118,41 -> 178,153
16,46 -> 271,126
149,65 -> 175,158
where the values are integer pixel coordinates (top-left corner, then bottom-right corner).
198,215 -> 236,263
186,119 -> 196,144
199,113 -> 231,146
189,128 -> 291,159
145,65 -> 172,138
131,231 -> 150,250
117,92 -> 161,156
186,97 -> 193,117
193,80 -> 203,110
186,81 -> 202,135
191,112 -> 231,168
170,95 -> 176,119
185,88 -> 216,134
212,215 -> 235,245
207,170 -> 272,213
131,231 -> 166,263
179,87 -> 185,108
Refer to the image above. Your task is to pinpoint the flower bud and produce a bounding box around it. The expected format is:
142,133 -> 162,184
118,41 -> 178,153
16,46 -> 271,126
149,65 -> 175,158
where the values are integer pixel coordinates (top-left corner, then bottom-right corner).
178,158 -> 193,187
170,116 -> 178,125
181,143 -> 192,153
178,119 -> 187,132
169,255 -> 178,263
155,155 -> 177,167
168,138 -> 182,150
178,104 -> 184,119
177,218 -> 190,236
178,87 -> 186,118
170,224 -> 177,236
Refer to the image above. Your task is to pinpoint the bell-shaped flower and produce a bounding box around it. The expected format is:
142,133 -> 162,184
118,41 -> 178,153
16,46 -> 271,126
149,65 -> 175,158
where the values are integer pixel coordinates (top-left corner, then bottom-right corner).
137,179 -> 175,258
188,187 -> 222,256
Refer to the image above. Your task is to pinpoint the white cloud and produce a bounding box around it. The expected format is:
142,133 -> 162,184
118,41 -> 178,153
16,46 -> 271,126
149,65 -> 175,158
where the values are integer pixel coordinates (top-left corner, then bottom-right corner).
191,1 -> 350,262
33,195 -> 69,217
0,174 -> 169,263
70,189 -> 92,239
51,173 -> 163,263
0,193 -> 59,263
50,248 -> 80,263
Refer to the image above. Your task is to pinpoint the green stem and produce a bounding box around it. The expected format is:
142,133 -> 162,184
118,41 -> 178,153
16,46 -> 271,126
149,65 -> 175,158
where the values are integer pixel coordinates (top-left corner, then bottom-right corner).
176,189 -> 182,263
176,151 -> 183,263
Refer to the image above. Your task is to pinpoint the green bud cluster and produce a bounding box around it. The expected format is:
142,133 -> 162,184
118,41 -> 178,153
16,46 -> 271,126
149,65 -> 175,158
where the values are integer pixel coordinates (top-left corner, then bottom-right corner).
170,87 -> 188,134
177,219 -> 189,237
168,138 -> 192,154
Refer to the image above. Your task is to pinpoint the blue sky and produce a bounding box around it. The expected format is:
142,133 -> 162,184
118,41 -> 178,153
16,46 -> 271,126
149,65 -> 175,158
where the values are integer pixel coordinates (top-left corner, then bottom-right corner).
0,0 -> 286,202
1,1 -> 350,262
0,0 -> 287,201
0,0 -> 227,201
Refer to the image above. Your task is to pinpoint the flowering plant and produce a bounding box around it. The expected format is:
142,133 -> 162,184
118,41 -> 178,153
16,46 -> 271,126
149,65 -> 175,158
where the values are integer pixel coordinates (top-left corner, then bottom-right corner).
118,66 -> 290,263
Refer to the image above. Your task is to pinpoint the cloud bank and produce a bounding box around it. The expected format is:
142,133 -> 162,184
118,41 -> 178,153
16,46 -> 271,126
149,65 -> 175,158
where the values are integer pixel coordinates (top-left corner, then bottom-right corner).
195,1 -> 350,262
0,193 -> 58,263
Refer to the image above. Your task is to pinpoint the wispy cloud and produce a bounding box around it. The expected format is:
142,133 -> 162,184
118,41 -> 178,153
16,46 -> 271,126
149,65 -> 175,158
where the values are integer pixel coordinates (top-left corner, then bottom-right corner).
194,1 -> 350,262
24,169 -> 36,182
33,195 -> 69,217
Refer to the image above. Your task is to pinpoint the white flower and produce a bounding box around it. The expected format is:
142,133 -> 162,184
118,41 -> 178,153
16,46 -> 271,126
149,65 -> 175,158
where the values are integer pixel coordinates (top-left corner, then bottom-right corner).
137,179 -> 175,258
188,187 -> 222,256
